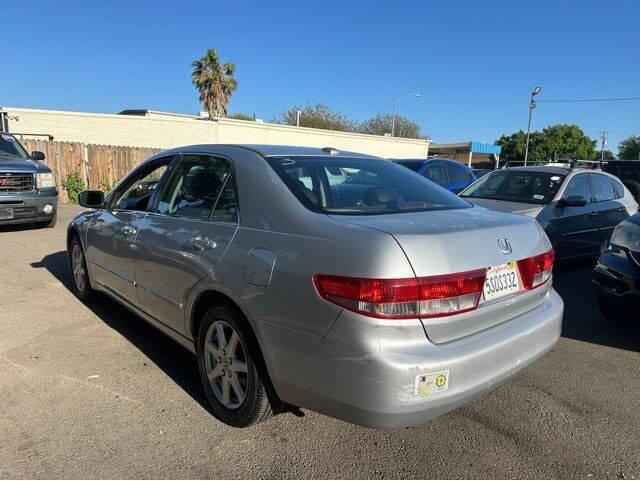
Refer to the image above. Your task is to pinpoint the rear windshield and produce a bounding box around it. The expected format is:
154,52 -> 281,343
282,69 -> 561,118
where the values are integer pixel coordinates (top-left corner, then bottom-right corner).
0,134 -> 29,159
460,170 -> 565,205
266,156 -> 470,215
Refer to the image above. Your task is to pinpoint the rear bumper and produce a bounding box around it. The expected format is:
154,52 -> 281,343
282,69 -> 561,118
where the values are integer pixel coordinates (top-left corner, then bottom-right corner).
0,191 -> 58,226
253,288 -> 563,429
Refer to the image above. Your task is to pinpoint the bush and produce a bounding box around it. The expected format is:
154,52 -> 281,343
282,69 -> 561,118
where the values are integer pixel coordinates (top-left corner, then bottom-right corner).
61,171 -> 86,204
98,175 -> 113,195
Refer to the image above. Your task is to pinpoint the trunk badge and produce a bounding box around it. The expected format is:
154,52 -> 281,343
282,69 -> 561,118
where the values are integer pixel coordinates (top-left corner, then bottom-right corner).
498,238 -> 512,255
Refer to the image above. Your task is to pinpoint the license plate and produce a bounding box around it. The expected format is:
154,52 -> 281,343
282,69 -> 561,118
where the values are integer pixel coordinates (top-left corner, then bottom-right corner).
483,262 -> 520,302
0,208 -> 13,220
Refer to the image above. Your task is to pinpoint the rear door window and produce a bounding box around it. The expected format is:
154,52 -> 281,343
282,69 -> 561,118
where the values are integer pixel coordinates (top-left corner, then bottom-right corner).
446,163 -> 470,183
610,177 -> 625,199
157,154 -> 232,220
590,174 -> 616,202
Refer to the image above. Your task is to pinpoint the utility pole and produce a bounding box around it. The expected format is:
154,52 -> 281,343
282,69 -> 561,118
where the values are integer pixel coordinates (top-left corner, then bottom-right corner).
600,131 -> 607,166
524,86 -> 542,166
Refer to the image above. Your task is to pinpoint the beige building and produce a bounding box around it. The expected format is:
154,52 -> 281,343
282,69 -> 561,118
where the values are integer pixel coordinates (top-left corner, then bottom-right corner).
1,107 -> 430,158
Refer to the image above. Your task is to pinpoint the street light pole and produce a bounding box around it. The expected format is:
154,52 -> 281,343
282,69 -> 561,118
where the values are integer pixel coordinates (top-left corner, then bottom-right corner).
391,93 -> 421,137
524,86 -> 541,166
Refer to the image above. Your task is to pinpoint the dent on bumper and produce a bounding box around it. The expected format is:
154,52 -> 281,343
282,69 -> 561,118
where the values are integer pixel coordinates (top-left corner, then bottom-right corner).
253,289 -> 564,429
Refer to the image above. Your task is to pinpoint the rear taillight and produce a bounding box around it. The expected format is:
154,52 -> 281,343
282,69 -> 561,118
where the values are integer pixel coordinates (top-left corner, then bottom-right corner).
517,248 -> 554,290
313,269 -> 487,319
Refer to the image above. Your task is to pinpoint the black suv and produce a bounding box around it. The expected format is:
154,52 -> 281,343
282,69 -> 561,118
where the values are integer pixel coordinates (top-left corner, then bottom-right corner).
0,133 -> 58,228
603,160 -> 640,203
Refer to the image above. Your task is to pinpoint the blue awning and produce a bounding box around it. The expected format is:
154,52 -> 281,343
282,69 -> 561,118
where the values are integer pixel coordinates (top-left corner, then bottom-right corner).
470,141 -> 501,155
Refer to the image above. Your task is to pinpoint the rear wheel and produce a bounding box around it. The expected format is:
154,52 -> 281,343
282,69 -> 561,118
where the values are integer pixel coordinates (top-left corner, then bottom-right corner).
69,236 -> 94,300
196,305 -> 278,427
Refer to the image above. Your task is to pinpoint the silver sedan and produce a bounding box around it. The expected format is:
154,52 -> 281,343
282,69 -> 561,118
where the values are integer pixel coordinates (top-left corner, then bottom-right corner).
67,145 -> 563,428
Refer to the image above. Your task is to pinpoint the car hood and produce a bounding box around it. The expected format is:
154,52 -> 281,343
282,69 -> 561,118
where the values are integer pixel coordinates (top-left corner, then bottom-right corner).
463,198 -> 544,218
0,155 -> 48,172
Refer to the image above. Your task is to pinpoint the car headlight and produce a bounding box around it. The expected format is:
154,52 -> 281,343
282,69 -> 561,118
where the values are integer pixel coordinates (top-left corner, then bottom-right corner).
36,172 -> 55,189
610,220 -> 640,253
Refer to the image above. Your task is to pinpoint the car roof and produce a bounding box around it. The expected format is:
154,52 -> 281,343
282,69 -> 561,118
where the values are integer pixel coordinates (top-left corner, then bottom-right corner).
391,157 -> 454,163
158,144 -> 382,160
501,165 -> 575,175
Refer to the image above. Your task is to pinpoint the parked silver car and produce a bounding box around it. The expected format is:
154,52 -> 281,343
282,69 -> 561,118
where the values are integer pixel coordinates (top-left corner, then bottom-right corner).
67,145 -> 563,429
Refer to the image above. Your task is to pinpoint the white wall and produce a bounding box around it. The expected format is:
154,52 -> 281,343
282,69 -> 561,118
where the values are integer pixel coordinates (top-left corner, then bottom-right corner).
5,107 -> 429,158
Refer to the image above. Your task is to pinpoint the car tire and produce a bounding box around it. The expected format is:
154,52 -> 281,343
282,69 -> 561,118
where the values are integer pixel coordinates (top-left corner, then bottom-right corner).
69,235 -> 94,301
597,295 -> 626,322
196,304 -> 279,427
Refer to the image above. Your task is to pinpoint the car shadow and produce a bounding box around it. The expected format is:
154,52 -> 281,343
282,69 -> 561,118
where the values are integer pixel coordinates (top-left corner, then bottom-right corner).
30,250 -> 214,414
0,223 -> 48,233
31,249 -> 638,421
554,258 -> 640,352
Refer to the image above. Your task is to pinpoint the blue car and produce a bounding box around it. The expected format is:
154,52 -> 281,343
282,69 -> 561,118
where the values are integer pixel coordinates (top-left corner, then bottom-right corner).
392,157 -> 477,194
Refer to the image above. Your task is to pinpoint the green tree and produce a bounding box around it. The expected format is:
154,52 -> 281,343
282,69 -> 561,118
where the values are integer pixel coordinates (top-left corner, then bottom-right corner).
228,113 -> 254,121
495,130 -> 542,160
191,49 -> 238,118
618,135 -> 640,160
359,113 -> 422,139
600,149 -> 616,160
496,124 -> 597,161
273,103 -> 357,132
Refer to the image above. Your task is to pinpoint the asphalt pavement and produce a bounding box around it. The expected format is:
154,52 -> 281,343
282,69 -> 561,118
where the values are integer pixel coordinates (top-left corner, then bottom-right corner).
0,205 -> 638,479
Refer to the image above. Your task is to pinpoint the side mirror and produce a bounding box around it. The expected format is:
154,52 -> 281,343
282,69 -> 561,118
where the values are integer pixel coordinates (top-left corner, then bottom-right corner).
78,190 -> 105,208
559,195 -> 587,207
31,151 -> 46,161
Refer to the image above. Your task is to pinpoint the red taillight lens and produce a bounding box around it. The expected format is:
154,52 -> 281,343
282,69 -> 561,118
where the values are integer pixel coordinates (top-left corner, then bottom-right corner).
313,269 -> 487,319
517,248 -> 554,290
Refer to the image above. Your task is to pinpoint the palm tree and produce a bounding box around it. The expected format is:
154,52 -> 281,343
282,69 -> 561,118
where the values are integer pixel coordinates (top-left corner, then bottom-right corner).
191,49 -> 238,118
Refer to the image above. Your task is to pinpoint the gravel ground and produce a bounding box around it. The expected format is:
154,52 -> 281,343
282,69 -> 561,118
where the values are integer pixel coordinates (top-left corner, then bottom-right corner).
0,204 -> 638,479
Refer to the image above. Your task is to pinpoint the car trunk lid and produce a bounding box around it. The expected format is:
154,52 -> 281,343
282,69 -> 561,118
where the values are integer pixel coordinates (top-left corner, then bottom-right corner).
329,206 -> 553,343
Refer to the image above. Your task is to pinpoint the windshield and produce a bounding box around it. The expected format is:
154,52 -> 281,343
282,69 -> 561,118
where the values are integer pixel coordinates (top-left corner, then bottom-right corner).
0,134 -> 29,159
461,170 -> 565,205
266,156 -> 471,215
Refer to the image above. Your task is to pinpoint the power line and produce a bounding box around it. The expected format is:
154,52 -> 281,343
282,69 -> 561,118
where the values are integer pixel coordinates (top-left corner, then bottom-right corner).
538,96 -> 640,103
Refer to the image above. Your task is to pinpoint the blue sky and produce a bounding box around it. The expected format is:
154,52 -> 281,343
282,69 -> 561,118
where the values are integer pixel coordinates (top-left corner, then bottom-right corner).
5,0 -> 639,147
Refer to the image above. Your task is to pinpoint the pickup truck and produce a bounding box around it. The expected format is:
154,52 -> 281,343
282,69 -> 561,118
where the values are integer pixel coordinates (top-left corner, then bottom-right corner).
0,133 -> 58,228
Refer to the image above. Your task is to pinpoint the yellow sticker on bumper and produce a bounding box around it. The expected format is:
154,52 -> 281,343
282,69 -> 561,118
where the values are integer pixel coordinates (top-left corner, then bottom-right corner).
414,370 -> 450,396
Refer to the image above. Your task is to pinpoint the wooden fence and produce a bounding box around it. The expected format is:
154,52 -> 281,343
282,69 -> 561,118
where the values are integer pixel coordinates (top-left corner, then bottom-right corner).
20,139 -> 161,203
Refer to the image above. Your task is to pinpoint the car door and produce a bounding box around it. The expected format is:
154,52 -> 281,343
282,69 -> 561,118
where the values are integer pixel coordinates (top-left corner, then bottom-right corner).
133,153 -> 239,333
443,161 -> 473,194
545,173 -> 596,259
85,156 -> 173,305
420,161 -> 446,188
589,173 -> 629,249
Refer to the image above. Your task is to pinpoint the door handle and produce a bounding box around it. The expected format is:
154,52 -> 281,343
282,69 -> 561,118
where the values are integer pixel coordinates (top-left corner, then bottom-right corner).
588,211 -> 599,218
121,225 -> 137,237
190,235 -> 217,251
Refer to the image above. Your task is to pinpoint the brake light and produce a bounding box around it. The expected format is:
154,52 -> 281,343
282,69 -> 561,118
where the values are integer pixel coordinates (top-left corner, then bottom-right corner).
517,248 -> 554,290
313,269 -> 487,319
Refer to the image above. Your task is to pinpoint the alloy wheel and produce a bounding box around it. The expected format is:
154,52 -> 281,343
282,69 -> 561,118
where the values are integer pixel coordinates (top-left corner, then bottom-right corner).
71,243 -> 86,292
203,320 -> 248,409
